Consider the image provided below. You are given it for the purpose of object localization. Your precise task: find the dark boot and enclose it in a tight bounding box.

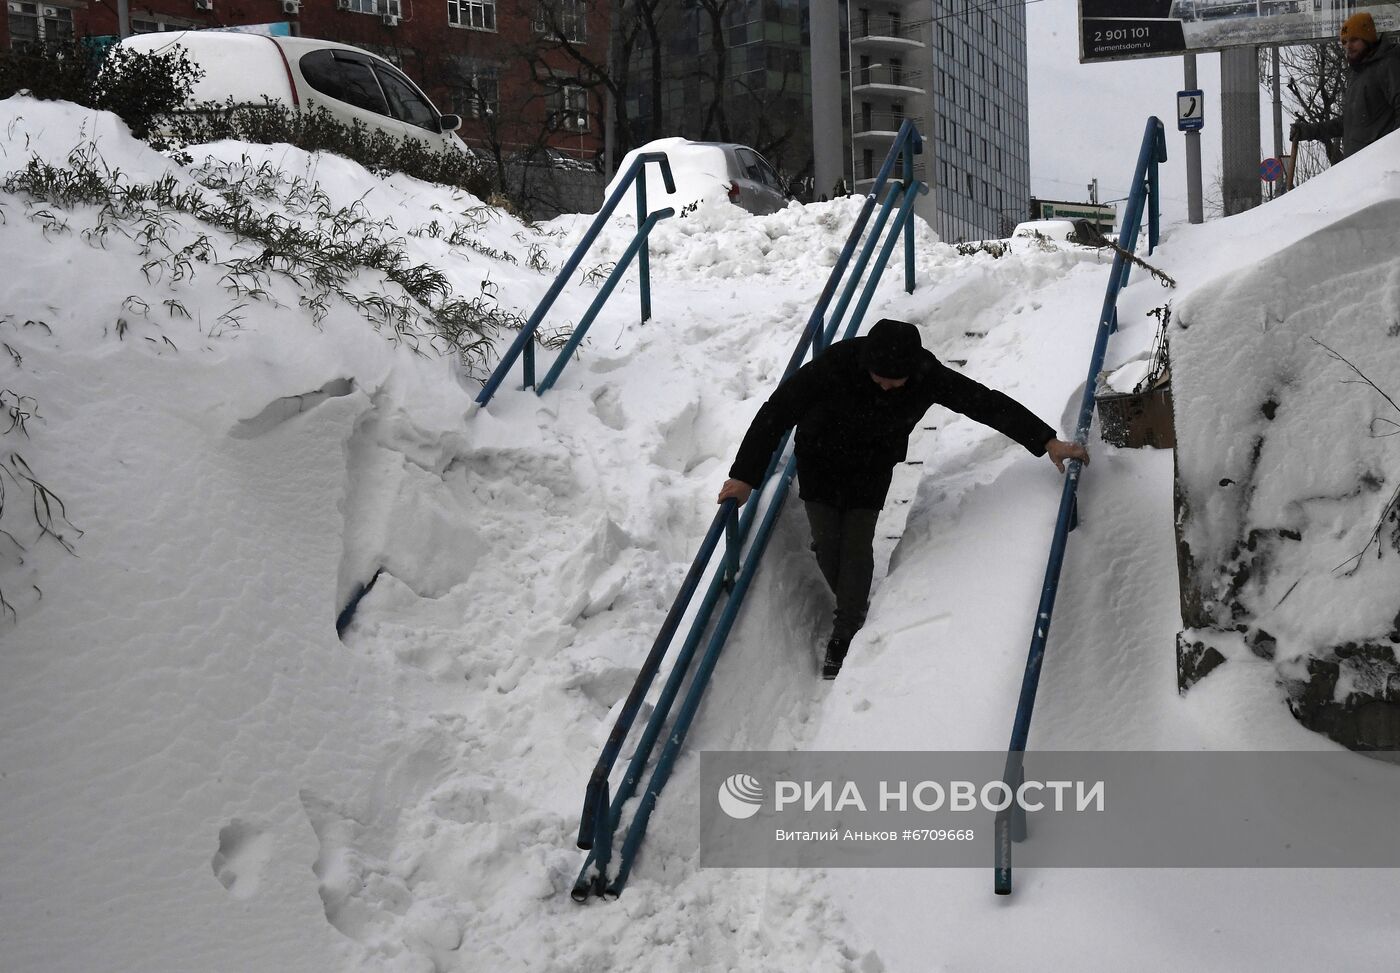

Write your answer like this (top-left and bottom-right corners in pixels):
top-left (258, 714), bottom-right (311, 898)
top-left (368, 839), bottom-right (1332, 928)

top-left (822, 635), bottom-right (851, 680)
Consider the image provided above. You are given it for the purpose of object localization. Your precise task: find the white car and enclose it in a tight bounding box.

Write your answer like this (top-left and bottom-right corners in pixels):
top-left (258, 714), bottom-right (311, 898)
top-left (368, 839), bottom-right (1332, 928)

top-left (114, 31), bottom-right (465, 154)
top-left (608, 137), bottom-right (789, 216)
top-left (1010, 218), bottom-right (1104, 245)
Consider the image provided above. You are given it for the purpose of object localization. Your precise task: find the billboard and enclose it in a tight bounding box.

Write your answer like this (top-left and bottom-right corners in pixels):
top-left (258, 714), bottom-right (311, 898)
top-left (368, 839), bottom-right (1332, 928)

top-left (1028, 198), bottom-right (1117, 231)
top-left (1079, 0), bottom-right (1400, 63)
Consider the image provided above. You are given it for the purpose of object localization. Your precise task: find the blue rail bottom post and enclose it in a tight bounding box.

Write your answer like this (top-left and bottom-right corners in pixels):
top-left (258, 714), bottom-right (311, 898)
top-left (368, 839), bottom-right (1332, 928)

top-left (723, 509), bottom-right (739, 589)
top-left (994, 750), bottom-right (1024, 895)
top-left (570, 783), bottom-right (613, 901)
top-left (994, 811), bottom-right (1013, 896)
top-left (1010, 759), bottom-right (1028, 843)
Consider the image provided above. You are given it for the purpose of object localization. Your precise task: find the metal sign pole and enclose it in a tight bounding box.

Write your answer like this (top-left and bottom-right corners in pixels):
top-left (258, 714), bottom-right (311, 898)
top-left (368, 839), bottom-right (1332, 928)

top-left (1272, 45), bottom-right (1286, 196)
top-left (1184, 54), bottom-right (1203, 224)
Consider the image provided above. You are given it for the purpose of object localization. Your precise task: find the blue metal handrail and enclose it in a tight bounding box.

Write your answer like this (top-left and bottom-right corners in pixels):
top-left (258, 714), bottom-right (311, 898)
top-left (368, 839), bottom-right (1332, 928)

top-left (572, 123), bottom-right (928, 901)
top-left (535, 205), bottom-right (676, 394)
top-left (476, 152), bottom-right (676, 406)
top-left (993, 117), bottom-right (1168, 897)
top-left (781, 119), bottom-right (923, 379)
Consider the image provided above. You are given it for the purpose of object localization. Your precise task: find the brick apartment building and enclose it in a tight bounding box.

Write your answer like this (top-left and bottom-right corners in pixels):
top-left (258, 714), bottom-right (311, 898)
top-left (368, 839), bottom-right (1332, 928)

top-left (1, 0), bottom-right (609, 167)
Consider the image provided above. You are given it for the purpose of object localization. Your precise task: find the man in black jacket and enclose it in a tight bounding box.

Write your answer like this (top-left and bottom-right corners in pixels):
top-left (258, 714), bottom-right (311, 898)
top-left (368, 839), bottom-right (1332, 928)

top-left (1290, 12), bottom-right (1400, 158)
top-left (717, 319), bottom-right (1088, 678)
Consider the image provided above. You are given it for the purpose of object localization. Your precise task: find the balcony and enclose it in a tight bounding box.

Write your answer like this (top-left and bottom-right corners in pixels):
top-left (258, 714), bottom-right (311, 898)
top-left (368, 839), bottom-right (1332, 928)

top-left (850, 15), bottom-right (926, 50)
top-left (853, 161), bottom-right (928, 188)
top-left (852, 66), bottom-right (925, 95)
top-left (853, 110), bottom-right (910, 139)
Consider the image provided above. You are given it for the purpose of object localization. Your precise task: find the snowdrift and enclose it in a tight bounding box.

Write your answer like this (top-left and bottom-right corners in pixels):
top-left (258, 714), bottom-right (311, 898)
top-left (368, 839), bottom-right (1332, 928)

top-left (3, 94), bottom-right (1400, 973)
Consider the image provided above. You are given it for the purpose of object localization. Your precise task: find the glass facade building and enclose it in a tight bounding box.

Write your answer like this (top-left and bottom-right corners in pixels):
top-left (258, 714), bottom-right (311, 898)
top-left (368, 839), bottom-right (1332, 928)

top-left (625, 0), bottom-right (817, 186)
top-left (629, 0), bottom-right (1030, 242)
top-left (844, 0), bottom-right (1030, 241)
top-left (924, 0), bottom-right (1031, 241)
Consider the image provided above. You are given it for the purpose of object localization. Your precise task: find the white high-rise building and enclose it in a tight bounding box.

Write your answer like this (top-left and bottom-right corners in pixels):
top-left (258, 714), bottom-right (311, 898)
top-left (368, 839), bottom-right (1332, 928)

top-left (812, 0), bottom-right (1032, 241)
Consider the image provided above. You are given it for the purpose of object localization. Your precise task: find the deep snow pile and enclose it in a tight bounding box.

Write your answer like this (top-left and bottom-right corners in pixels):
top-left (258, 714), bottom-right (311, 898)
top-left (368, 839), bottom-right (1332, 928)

top-left (3, 94), bottom-right (1400, 973)
top-left (1168, 145), bottom-right (1400, 725)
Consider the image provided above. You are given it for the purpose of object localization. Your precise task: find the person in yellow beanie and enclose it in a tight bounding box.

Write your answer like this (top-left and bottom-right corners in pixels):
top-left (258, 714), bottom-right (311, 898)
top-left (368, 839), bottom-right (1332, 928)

top-left (1290, 12), bottom-right (1399, 157)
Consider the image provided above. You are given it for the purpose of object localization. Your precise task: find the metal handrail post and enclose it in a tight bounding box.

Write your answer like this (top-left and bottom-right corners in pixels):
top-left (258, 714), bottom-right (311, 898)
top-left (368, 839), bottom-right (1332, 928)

top-left (780, 121), bottom-right (921, 380)
top-left (608, 451), bottom-right (800, 897)
top-left (993, 116), bottom-right (1165, 897)
top-left (843, 185), bottom-right (927, 341)
top-left (613, 439), bottom-right (788, 802)
top-left (902, 142), bottom-right (916, 293)
top-left (822, 183), bottom-right (906, 349)
top-left (535, 207), bottom-right (676, 395)
top-left (637, 176), bottom-right (652, 323)
top-left (724, 507), bottom-right (740, 589)
top-left (477, 152), bottom-right (675, 406)
top-left (574, 501), bottom-right (735, 850)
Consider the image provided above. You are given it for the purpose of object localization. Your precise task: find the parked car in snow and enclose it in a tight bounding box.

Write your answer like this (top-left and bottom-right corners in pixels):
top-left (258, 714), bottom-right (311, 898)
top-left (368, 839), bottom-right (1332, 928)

top-left (608, 138), bottom-right (790, 216)
top-left (1010, 218), bottom-right (1105, 245)
top-left (114, 31), bottom-right (466, 154)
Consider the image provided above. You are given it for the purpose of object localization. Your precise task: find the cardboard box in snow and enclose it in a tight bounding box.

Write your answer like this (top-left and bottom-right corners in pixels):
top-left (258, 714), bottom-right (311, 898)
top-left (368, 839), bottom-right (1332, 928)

top-left (1095, 361), bottom-right (1175, 449)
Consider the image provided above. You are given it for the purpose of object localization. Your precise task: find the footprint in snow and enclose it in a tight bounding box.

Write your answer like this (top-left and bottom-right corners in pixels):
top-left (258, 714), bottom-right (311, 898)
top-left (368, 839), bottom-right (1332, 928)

top-left (211, 819), bottom-right (275, 900)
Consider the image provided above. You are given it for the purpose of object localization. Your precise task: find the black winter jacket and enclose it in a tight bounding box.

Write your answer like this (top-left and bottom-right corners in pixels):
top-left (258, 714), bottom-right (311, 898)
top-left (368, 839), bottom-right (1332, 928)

top-left (1314, 39), bottom-right (1400, 156)
top-left (729, 337), bottom-right (1056, 510)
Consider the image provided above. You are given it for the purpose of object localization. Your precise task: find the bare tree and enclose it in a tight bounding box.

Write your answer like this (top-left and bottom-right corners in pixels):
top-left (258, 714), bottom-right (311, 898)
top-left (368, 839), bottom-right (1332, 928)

top-left (515, 0), bottom-right (673, 162)
top-left (1263, 41), bottom-right (1348, 182)
top-left (695, 0), bottom-right (736, 142)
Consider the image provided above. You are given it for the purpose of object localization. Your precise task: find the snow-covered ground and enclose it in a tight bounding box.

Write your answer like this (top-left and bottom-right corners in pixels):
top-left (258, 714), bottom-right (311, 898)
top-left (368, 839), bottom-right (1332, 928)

top-left (2, 97), bottom-right (1399, 972)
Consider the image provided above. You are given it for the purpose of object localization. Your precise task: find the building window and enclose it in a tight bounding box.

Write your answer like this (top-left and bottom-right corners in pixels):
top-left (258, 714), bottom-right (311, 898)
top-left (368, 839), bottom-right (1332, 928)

top-left (342, 0), bottom-right (402, 14)
top-left (130, 17), bottom-right (194, 33)
top-left (549, 84), bottom-right (589, 131)
top-left (449, 0), bottom-right (496, 30)
top-left (130, 18), bottom-right (189, 32)
top-left (7, 2), bottom-right (73, 52)
top-left (453, 66), bottom-right (499, 118)
top-left (535, 0), bottom-right (587, 43)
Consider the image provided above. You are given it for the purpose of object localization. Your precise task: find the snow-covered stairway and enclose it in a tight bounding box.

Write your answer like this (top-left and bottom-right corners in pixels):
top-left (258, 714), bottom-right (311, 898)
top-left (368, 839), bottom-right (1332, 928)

top-left (571, 123), bottom-right (931, 901)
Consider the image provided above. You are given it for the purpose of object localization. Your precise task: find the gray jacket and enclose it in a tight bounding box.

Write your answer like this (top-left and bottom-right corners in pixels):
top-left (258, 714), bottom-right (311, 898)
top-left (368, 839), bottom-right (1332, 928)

top-left (1311, 39), bottom-right (1400, 156)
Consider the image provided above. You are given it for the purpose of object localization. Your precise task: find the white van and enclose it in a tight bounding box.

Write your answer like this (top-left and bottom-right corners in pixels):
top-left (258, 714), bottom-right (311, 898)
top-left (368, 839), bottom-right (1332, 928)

top-left (114, 31), bottom-right (465, 154)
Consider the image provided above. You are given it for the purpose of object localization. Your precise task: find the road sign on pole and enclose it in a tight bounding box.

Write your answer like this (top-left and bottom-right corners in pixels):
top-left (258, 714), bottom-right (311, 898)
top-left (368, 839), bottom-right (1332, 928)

top-left (1177, 89), bottom-right (1204, 131)
top-left (1260, 157), bottom-right (1285, 182)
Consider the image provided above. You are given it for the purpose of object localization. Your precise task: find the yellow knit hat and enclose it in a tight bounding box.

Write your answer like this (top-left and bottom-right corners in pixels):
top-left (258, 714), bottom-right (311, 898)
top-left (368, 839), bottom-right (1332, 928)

top-left (1340, 12), bottom-right (1378, 43)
